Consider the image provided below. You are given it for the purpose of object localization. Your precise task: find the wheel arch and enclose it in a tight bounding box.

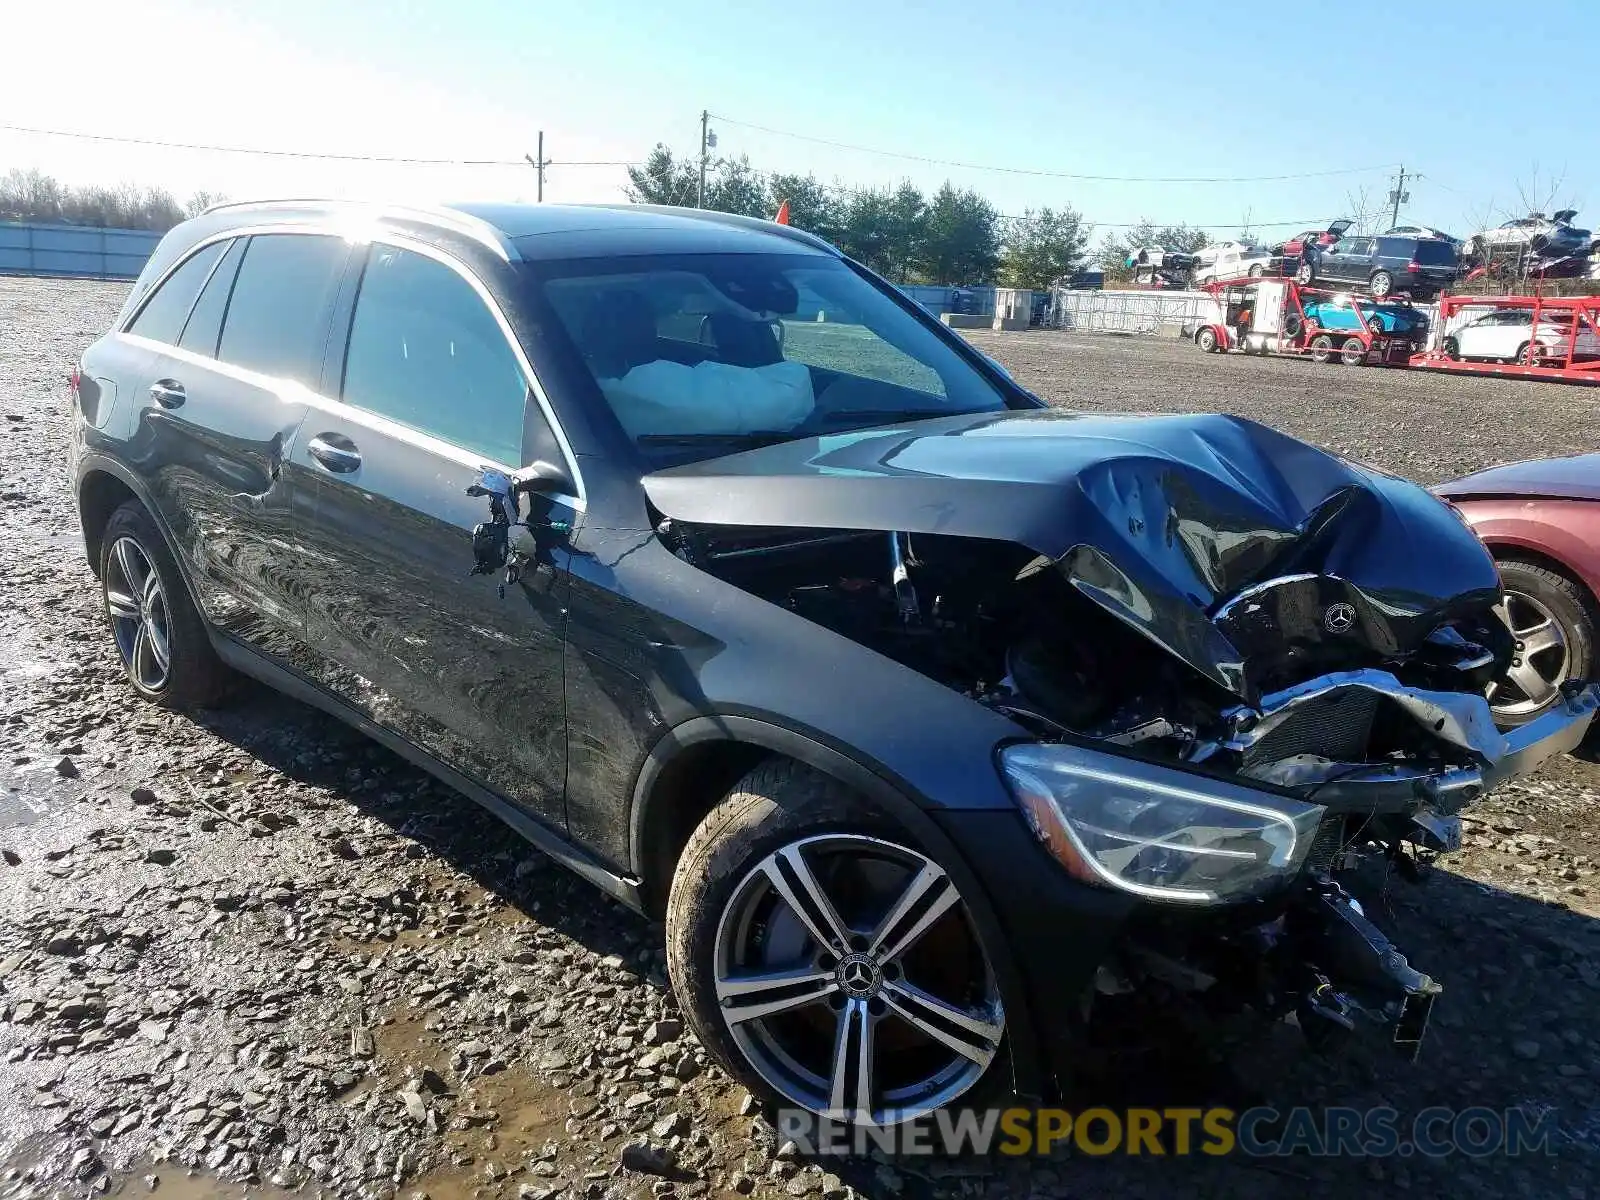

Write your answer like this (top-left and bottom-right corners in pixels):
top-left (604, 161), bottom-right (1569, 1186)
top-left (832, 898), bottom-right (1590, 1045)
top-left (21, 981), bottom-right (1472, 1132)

top-left (1486, 540), bottom-right (1600, 612)
top-left (629, 713), bottom-right (1044, 1097)
top-left (77, 465), bottom-right (142, 578)
top-left (75, 455), bottom-right (210, 626)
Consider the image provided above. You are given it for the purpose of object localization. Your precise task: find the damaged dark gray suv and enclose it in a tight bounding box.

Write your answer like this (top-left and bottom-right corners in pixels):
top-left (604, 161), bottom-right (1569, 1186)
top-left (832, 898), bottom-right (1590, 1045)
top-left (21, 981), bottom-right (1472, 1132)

top-left (71, 200), bottom-right (1599, 1124)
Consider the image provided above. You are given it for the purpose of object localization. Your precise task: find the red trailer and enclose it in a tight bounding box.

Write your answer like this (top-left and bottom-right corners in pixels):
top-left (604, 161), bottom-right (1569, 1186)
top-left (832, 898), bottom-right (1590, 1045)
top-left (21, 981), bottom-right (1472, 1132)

top-left (1192, 277), bottom-right (1424, 366)
top-left (1409, 294), bottom-right (1600, 383)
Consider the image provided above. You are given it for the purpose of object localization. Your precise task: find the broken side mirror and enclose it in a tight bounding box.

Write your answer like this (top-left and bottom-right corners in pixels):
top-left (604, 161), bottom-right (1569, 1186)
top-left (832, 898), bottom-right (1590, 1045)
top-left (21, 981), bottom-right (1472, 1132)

top-left (512, 459), bottom-right (574, 497)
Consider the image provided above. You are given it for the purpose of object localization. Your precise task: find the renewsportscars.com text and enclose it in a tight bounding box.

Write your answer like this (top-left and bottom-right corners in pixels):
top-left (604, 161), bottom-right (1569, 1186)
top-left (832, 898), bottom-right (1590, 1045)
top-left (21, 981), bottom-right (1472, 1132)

top-left (776, 1105), bottom-right (1557, 1158)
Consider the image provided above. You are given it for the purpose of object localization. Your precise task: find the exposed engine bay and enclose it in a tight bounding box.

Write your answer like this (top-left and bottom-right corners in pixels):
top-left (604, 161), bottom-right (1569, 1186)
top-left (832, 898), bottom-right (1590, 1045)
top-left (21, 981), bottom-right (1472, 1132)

top-left (652, 519), bottom-right (1515, 792)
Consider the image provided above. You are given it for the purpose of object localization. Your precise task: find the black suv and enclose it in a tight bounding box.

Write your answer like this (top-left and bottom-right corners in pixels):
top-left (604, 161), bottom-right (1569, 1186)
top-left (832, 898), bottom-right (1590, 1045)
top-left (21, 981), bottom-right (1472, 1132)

top-left (1297, 233), bottom-right (1458, 299)
top-left (71, 201), bottom-right (1596, 1125)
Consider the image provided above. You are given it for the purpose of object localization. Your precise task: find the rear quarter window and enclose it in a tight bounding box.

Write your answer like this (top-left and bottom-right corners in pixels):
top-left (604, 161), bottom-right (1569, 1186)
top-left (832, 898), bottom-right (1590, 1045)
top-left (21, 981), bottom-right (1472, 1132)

top-left (125, 241), bottom-right (228, 345)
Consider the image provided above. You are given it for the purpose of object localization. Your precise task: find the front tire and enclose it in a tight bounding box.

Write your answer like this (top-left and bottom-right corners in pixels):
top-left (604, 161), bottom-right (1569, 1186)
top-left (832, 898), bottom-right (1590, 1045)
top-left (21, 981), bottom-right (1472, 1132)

top-left (1295, 259), bottom-right (1315, 285)
top-left (1489, 560), bottom-right (1595, 726)
top-left (99, 502), bottom-right (230, 708)
top-left (1196, 327), bottom-right (1218, 353)
top-left (666, 761), bottom-right (1008, 1126)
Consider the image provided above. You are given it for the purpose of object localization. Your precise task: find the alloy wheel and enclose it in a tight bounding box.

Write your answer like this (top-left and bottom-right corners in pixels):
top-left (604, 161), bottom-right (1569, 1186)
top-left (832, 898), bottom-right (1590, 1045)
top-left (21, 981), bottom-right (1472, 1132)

top-left (104, 536), bottom-right (172, 692)
top-left (713, 834), bottom-right (1003, 1125)
top-left (1487, 589), bottom-right (1569, 719)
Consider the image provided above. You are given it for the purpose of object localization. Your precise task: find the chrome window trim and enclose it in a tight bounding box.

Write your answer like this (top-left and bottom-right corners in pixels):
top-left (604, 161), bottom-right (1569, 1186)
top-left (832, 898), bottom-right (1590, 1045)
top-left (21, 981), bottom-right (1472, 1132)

top-left (114, 222), bottom-right (586, 509)
top-left (119, 332), bottom-right (555, 489)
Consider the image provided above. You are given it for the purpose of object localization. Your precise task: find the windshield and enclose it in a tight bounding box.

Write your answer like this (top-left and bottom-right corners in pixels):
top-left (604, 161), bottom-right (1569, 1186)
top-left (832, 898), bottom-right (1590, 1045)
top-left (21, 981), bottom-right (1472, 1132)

top-left (532, 252), bottom-right (1012, 465)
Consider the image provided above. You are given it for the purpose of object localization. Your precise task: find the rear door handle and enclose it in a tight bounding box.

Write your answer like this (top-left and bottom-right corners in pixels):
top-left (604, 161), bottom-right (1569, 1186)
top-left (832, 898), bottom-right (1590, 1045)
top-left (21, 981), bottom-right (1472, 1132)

top-left (307, 433), bottom-right (362, 474)
top-left (149, 379), bottom-right (186, 409)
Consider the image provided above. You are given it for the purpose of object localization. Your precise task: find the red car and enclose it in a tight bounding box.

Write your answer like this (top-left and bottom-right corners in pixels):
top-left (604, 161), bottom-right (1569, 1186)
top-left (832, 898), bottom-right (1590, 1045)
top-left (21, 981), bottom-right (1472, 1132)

top-left (1272, 218), bottom-right (1353, 275)
top-left (1437, 455), bottom-right (1600, 725)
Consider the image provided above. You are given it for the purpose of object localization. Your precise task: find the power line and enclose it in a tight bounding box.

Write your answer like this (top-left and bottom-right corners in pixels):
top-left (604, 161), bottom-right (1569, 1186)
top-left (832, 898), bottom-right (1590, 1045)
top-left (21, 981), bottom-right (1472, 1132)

top-left (0, 122), bottom-right (638, 167)
top-left (711, 112), bottom-right (1397, 184)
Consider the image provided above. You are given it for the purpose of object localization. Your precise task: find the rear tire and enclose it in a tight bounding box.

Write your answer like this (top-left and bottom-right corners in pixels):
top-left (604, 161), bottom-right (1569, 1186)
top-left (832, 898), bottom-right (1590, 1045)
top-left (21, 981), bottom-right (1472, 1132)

top-left (1295, 260), bottom-right (1315, 285)
top-left (1309, 334), bottom-right (1334, 363)
top-left (1442, 336), bottom-right (1460, 360)
top-left (1370, 270), bottom-right (1394, 297)
top-left (666, 760), bottom-right (1010, 1126)
top-left (1340, 336), bottom-right (1367, 366)
top-left (1248, 264), bottom-right (1265, 278)
top-left (98, 502), bottom-right (231, 709)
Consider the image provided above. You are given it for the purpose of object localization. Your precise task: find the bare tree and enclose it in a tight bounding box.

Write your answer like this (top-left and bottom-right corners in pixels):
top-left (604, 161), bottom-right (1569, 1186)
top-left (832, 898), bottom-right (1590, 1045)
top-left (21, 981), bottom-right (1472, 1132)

top-left (1343, 185), bottom-right (1385, 235)
top-left (1511, 165), bottom-right (1572, 220)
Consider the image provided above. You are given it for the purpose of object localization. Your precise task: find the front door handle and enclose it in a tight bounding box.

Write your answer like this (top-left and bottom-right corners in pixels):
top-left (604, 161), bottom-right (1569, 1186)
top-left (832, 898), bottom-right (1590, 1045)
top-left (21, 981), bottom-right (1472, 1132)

top-left (149, 379), bottom-right (186, 409)
top-left (307, 433), bottom-right (362, 474)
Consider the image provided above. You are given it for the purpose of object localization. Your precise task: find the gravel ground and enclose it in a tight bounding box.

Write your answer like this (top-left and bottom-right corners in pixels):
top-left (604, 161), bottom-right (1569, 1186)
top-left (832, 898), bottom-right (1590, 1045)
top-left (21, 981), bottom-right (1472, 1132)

top-left (2, 278), bottom-right (1598, 1200)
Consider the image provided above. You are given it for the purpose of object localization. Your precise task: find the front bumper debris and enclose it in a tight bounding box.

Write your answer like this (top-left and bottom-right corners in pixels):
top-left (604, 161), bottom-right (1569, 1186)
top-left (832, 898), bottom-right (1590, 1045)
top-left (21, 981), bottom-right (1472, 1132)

top-left (1288, 882), bottom-right (1440, 1061)
top-left (1229, 673), bottom-right (1600, 813)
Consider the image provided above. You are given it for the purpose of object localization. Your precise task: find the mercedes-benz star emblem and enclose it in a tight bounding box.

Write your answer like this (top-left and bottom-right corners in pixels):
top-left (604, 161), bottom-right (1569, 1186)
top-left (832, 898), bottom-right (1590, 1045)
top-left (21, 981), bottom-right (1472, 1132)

top-left (835, 953), bottom-right (881, 997)
top-left (1324, 602), bottom-right (1357, 634)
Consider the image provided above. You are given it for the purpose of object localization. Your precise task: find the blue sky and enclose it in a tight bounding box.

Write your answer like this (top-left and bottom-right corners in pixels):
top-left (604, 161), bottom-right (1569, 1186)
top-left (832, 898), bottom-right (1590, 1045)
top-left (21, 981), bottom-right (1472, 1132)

top-left (3, 0), bottom-right (1597, 242)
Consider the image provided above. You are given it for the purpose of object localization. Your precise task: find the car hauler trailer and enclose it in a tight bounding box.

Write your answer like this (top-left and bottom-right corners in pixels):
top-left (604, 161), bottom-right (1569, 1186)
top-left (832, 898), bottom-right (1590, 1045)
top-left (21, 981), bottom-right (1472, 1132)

top-left (1192, 277), bottom-right (1424, 366)
top-left (1409, 294), bottom-right (1600, 384)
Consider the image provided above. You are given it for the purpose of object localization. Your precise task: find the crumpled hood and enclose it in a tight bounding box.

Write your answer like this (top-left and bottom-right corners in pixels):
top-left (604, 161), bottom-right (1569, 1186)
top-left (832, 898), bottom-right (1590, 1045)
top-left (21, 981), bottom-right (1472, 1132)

top-left (643, 409), bottom-right (1502, 700)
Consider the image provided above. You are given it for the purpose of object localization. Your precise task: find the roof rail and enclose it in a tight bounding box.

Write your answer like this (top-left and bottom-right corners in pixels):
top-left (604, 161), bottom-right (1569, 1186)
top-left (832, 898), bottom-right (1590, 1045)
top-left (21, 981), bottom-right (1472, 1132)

top-left (595, 203), bottom-right (840, 256)
top-left (198, 198), bottom-right (516, 262)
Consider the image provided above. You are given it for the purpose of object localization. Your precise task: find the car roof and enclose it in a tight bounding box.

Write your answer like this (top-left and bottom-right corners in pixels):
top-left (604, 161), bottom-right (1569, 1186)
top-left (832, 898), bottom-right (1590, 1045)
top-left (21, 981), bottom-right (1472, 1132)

top-left (197, 199), bottom-right (839, 262)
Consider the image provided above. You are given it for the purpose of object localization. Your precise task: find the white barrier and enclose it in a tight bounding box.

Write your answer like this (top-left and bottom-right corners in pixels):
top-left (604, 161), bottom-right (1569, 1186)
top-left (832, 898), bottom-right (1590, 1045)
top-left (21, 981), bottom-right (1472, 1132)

top-left (1047, 287), bottom-right (1443, 346)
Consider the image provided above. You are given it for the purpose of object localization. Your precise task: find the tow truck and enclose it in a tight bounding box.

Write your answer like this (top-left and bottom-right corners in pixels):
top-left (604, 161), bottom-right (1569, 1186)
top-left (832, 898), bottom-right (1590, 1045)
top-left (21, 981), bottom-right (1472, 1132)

top-left (1191, 277), bottom-right (1427, 366)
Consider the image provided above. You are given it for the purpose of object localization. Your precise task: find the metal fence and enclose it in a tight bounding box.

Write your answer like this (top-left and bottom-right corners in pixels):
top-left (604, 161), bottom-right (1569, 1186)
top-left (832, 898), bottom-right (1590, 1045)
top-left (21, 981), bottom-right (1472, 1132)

top-left (0, 222), bottom-right (161, 280)
top-left (1047, 287), bottom-right (1445, 347)
top-left (1046, 288), bottom-right (1217, 335)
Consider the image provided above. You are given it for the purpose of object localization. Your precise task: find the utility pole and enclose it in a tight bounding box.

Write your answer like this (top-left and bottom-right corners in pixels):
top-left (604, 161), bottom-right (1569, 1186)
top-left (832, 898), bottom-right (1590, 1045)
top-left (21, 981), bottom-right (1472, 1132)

top-left (525, 132), bottom-right (546, 202)
top-left (698, 110), bottom-right (709, 209)
top-left (1387, 165), bottom-right (1412, 230)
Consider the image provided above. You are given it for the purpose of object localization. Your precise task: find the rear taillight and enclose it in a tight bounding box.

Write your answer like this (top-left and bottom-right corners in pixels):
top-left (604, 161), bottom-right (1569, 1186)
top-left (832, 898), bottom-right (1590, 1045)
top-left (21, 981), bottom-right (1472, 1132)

top-left (1405, 261), bottom-right (1421, 273)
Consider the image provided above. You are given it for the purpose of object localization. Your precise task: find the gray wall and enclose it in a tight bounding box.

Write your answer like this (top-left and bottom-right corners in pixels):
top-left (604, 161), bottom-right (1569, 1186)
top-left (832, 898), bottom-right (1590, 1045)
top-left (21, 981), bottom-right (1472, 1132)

top-left (0, 222), bottom-right (161, 280)
top-left (898, 284), bottom-right (997, 317)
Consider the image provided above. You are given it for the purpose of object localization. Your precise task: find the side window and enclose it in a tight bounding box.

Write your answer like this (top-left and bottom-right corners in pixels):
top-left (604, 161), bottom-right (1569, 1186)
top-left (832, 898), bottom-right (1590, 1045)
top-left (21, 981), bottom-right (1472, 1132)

top-left (126, 241), bottom-right (228, 344)
top-left (177, 238), bottom-right (244, 357)
top-left (217, 234), bottom-right (346, 385)
top-left (341, 244), bottom-right (528, 466)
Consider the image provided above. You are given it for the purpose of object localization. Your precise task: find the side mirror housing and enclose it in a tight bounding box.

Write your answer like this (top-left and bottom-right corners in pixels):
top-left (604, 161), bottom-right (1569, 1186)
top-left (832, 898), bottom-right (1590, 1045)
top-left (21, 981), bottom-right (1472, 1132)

top-left (513, 459), bottom-right (575, 497)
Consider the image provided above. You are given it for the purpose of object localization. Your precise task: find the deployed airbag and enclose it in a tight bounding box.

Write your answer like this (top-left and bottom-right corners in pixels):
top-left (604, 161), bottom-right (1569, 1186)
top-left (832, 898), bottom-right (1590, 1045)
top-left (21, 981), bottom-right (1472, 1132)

top-left (600, 359), bottom-right (815, 437)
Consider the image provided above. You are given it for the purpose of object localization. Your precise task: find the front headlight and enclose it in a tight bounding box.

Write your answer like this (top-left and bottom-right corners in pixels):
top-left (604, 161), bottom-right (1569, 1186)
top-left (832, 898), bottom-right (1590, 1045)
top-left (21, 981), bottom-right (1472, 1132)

top-left (1000, 743), bottom-right (1325, 904)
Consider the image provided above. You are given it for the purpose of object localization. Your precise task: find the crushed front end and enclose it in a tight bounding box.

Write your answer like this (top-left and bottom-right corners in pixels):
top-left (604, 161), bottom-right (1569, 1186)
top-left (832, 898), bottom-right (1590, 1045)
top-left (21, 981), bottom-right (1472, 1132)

top-left (1001, 677), bottom-right (1598, 1061)
top-left (642, 410), bottom-right (1600, 1062)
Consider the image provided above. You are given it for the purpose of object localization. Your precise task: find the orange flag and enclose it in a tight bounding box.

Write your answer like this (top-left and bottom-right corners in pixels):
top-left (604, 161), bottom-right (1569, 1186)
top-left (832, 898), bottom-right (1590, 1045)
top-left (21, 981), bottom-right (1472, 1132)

top-left (774, 200), bottom-right (791, 225)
